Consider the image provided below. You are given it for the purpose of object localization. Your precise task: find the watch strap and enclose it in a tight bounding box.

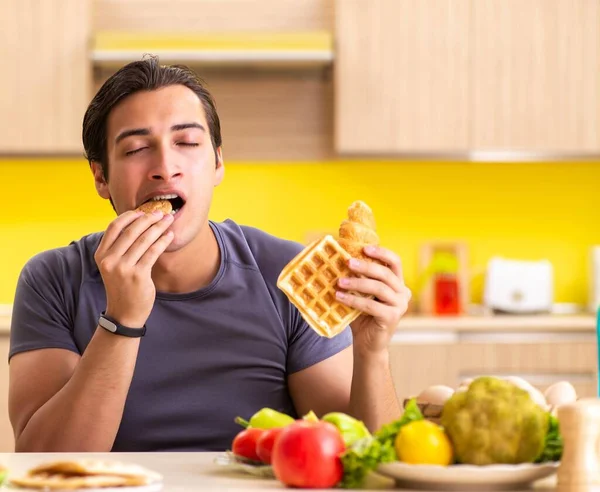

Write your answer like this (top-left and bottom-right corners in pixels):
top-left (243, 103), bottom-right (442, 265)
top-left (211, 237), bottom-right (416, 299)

top-left (98, 312), bottom-right (146, 338)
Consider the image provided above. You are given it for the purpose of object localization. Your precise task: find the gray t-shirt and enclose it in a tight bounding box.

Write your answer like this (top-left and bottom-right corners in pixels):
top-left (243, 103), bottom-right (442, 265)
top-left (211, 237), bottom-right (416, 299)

top-left (9, 220), bottom-right (353, 451)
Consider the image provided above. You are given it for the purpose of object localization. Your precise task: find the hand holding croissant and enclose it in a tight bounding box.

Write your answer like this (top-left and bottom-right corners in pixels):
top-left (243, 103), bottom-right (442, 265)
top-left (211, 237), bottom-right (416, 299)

top-left (336, 201), bottom-right (412, 355)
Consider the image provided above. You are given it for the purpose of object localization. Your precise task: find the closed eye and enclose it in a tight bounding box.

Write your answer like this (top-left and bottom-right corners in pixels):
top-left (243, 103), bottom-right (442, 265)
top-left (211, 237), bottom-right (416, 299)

top-left (125, 147), bottom-right (148, 156)
top-left (177, 142), bottom-right (199, 147)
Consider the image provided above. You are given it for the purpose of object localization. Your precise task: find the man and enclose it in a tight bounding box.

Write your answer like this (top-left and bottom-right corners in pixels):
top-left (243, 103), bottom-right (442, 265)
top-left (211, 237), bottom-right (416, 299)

top-left (8, 56), bottom-right (411, 452)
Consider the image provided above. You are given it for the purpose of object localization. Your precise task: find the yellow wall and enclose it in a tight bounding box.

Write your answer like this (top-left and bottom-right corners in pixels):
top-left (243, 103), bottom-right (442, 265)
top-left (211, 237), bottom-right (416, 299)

top-left (1, 158), bottom-right (599, 306)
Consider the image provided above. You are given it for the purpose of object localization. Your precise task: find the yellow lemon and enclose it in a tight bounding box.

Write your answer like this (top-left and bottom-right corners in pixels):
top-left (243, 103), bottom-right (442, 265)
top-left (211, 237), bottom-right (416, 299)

top-left (394, 420), bottom-right (454, 466)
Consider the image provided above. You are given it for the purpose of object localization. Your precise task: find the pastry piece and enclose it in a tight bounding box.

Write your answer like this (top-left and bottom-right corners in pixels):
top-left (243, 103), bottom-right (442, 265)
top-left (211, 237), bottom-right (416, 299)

top-left (337, 201), bottom-right (380, 263)
top-left (136, 199), bottom-right (172, 215)
top-left (9, 473), bottom-right (135, 489)
top-left (277, 235), bottom-right (362, 338)
top-left (9, 459), bottom-right (163, 490)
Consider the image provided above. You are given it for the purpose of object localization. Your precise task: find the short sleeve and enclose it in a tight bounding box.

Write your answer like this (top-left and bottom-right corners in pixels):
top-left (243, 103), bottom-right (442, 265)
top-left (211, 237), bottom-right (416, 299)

top-left (286, 306), bottom-right (353, 374)
top-left (9, 252), bottom-right (80, 361)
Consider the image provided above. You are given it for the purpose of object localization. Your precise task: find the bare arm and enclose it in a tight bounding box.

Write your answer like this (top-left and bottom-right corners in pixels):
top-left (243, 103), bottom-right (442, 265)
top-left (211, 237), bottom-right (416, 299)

top-left (289, 245), bottom-right (411, 432)
top-left (288, 345), bottom-right (400, 432)
top-left (9, 209), bottom-right (174, 451)
top-left (10, 330), bottom-right (140, 452)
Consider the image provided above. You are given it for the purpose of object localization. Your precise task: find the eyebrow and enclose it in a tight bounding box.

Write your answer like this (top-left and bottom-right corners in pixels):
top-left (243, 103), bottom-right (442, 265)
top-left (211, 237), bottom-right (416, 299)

top-left (114, 122), bottom-right (206, 145)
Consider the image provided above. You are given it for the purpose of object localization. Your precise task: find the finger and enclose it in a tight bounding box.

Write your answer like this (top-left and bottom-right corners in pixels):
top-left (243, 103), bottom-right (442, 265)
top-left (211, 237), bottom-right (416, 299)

top-left (109, 212), bottom-right (169, 257)
top-left (347, 257), bottom-right (403, 293)
top-left (97, 210), bottom-right (145, 255)
top-left (137, 231), bottom-right (175, 269)
top-left (122, 213), bottom-right (174, 265)
top-left (338, 277), bottom-right (397, 305)
top-left (335, 290), bottom-right (391, 319)
top-left (362, 246), bottom-right (404, 281)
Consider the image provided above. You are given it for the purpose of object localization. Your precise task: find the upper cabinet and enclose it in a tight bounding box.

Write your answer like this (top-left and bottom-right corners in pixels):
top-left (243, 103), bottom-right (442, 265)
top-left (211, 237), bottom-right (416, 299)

top-left (334, 0), bottom-right (471, 154)
top-left (471, 0), bottom-right (600, 153)
top-left (335, 0), bottom-right (600, 157)
top-left (0, 0), bottom-right (91, 154)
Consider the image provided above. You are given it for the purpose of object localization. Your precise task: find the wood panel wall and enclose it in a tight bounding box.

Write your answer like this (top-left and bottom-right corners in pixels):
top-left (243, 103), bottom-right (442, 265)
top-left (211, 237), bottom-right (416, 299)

top-left (95, 66), bottom-right (334, 161)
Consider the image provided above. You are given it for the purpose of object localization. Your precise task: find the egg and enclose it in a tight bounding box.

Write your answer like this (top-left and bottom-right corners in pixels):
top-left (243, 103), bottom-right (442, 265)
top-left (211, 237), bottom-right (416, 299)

top-left (416, 385), bottom-right (455, 406)
top-left (544, 381), bottom-right (578, 408)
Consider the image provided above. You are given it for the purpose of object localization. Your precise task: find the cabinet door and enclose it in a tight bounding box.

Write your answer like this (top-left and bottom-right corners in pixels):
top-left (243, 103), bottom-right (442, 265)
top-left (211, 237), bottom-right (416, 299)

top-left (334, 0), bottom-right (470, 154)
top-left (471, 0), bottom-right (600, 153)
top-left (456, 332), bottom-right (598, 399)
top-left (0, 0), bottom-right (91, 153)
top-left (389, 338), bottom-right (460, 403)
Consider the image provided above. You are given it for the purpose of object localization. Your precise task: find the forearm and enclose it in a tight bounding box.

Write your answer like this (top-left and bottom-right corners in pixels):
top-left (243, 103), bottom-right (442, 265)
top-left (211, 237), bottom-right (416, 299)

top-left (16, 328), bottom-right (139, 452)
top-left (348, 349), bottom-right (401, 432)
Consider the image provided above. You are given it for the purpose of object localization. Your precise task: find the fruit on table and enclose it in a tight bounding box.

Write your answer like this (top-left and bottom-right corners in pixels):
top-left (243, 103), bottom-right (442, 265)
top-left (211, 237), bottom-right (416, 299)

top-left (544, 381), bottom-right (577, 408)
top-left (232, 428), bottom-right (265, 462)
top-left (235, 407), bottom-right (295, 430)
top-left (272, 420), bottom-right (345, 488)
top-left (256, 427), bottom-right (285, 465)
top-left (441, 376), bottom-right (549, 465)
top-left (321, 412), bottom-right (371, 448)
top-left (416, 385), bottom-right (455, 406)
top-left (394, 420), bottom-right (453, 466)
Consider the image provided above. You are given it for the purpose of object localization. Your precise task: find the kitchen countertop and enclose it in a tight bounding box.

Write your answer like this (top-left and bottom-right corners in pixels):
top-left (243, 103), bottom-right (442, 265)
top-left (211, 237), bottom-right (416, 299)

top-left (0, 451), bottom-right (557, 491)
top-left (0, 306), bottom-right (595, 335)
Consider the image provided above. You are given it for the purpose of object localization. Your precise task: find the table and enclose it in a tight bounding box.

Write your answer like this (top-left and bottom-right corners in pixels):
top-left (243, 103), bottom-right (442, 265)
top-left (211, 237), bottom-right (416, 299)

top-left (0, 452), bottom-right (560, 491)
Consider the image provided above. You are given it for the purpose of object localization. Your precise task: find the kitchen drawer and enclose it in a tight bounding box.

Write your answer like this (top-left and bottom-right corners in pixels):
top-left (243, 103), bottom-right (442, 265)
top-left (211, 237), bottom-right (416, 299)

top-left (455, 332), bottom-right (597, 374)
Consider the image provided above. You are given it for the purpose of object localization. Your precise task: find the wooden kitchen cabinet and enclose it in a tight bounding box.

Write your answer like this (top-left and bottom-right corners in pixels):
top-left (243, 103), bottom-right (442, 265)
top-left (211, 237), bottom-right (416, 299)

top-left (334, 0), bottom-right (471, 154)
top-left (334, 0), bottom-right (600, 156)
top-left (0, 0), bottom-right (91, 154)
top-left (471, 0), bottom-right (600, 153)
top-left (389, 330), bottom-right (598, 405)
top-left (389, 341), bottom-right (461, 401)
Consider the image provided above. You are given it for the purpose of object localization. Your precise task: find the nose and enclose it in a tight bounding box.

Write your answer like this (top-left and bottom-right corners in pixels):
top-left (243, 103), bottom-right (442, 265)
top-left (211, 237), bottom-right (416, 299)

top-left (148, 146), bottom-right (182, 181)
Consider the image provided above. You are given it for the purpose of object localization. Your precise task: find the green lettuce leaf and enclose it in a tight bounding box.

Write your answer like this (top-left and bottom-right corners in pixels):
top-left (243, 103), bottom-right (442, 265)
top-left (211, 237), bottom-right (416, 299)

top-left (339, 398), bottom-right (424, 488)
top-left (535, 413), bottom-right (563, 463)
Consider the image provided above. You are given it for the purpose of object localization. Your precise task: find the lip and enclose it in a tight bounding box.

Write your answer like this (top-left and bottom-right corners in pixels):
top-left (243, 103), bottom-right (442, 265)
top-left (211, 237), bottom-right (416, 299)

top-left (136, 189), bottom-right (187, 209)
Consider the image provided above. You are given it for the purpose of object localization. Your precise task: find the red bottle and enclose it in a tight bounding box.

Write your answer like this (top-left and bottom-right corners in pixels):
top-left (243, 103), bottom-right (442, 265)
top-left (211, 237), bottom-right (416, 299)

top-left (434, 273), bottom-right (460, 315)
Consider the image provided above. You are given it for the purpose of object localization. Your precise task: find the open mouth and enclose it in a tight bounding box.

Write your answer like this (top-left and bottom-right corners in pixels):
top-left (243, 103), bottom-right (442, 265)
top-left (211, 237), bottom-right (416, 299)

top-left (144, 194), bottom-right (185, 215)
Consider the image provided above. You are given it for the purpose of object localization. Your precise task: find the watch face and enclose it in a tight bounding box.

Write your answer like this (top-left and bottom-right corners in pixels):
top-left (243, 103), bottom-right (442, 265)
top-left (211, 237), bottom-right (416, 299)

top-left (100, 317), bottom-right (118, 333)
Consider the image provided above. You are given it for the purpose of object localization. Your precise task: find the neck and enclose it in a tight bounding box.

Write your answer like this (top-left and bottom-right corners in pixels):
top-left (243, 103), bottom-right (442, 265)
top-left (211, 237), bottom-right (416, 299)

top-left (151, 222), bottom-right (220, 294)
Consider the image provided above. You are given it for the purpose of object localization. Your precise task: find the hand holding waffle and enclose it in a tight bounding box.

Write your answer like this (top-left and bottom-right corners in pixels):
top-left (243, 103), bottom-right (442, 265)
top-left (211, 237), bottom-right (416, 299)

top-left (278, 201), bottom-right (411, 352)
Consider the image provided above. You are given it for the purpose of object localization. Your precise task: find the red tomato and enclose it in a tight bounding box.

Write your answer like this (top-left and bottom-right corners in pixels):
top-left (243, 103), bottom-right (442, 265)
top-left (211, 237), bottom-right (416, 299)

top-left (256, 427), bottom-right (285, 464)
top-left (271, 420), bottom-right (345, 488)
top-left (232, 428), bottom-right (265, 462)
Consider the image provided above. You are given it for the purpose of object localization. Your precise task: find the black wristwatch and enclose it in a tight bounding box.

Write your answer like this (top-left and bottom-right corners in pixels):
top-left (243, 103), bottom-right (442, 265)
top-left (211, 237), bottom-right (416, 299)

top-left (98, 312), bottom-right (147, 338)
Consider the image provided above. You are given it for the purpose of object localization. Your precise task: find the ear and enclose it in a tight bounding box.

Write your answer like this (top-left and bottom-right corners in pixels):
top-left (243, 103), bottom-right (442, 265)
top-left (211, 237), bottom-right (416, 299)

top-left (214, 146), bottom-right (224, 187)
top-left (90, 161), bottom-right (111, 200)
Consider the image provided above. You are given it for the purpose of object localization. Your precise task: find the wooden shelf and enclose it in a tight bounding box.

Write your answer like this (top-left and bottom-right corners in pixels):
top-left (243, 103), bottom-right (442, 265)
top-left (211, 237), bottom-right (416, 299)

top-left (92, 31), bottom-right (334, 68)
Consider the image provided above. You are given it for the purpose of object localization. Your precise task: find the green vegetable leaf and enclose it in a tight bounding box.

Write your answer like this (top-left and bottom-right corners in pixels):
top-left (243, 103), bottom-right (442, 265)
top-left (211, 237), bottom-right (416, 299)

top-left (339, 399), bottom-right (424, 489)
top-left (535, 413), bottom-right (563, 463)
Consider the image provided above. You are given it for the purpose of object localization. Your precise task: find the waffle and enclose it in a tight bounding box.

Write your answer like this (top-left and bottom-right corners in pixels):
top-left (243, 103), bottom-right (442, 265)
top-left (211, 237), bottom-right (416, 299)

top-left (277, 235), bottom-right (363, 338)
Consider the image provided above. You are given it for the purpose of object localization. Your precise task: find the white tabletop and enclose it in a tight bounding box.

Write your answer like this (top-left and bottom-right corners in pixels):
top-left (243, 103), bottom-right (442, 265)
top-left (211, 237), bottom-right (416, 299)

top-left (0, 451), bottom-right (562, 492)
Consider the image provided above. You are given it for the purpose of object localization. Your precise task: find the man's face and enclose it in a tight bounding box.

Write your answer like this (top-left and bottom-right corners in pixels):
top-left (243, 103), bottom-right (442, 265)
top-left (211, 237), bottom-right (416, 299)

top-left (92, 84), bottom-right (224, 252)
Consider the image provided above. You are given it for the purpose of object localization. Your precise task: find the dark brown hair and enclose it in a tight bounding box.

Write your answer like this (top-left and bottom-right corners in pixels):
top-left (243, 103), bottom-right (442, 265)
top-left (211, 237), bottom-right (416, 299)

top-left (82, 55), bottom-right (222, 180)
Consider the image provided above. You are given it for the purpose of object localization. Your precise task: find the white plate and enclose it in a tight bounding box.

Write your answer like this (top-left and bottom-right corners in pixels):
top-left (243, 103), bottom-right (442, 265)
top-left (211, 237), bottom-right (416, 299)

top-left (213, 452), bottom-right (275, 479)
top-left (376, 461), bottom-right (559, 491)
top-left (5, 484), bottom-right (163, 492)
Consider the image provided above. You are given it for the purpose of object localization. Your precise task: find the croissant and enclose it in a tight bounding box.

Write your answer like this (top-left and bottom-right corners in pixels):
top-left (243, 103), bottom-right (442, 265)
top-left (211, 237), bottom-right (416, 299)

top-left (337, 201), bottom-right (380, 263)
